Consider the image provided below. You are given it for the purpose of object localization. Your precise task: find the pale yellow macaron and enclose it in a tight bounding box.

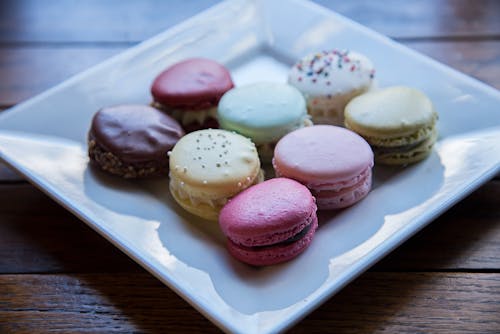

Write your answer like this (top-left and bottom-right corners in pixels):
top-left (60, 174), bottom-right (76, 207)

top-left (169, 129), bottom-right (263, 221)
top-left (344, 86), bottom-right (438, 165)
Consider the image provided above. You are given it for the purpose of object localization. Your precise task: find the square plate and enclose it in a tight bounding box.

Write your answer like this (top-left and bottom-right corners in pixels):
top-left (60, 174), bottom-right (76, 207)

top-left (1, 0), bottom-right (499, 333)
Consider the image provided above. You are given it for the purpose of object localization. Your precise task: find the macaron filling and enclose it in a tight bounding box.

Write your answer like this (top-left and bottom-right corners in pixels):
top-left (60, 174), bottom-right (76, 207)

top-left (152, 102), bottom-right (218, 127)
top-left (169, 168), bottom-right (264, 208)
top-left (240, 222), bottom-right (314, 251)
top-left (368, 127), bottom-right (437, 158)
top-left (225, 213), bottom-right (318, 266)
top-left (305, 165), bottom-right (372, 195)
top-left (227, 204), bottom-right (317, 248)
top-left (372, 139), bottom-right (426, 155)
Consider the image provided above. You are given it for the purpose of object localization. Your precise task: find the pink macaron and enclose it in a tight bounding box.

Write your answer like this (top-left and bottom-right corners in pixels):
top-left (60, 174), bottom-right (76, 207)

top-left (219, 178), bottom-right (318, 266)
top-left (273, 125), bottom-right (374, 210)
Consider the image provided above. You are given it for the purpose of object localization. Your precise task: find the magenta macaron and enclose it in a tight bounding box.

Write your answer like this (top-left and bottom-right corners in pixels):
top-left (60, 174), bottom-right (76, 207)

top-left (219, 178), bottom-right (318, 266)
top-left (273, 125), bottom-right (374, 210)
top-left (151, 58), bottom-right (234, 132)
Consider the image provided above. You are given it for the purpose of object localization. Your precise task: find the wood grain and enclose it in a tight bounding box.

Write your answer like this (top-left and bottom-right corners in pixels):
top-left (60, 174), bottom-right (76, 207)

top-left (0, 47), bottom-right (124, 106)
top-left (408, 41), bottom-right (500, 90)
top-left (0, 0), bottom-right (498, 43)
top-left (375, 180), bottom-right (500, 271)
top-left (0, 272), bottom-right (499, 333)
top-left (0, 184), bottom-right (140, 273)
top-left (0, 0), bottom-right (221, 43)
top-left (0, 273), bottom-right (219, 334)
top-left (294, 272), bottom-right (500, 333)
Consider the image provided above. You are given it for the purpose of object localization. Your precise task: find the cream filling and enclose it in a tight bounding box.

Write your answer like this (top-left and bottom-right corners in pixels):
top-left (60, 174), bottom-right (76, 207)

top-left (307, 166), bottom-right (372, 193)
top-left (152, 102), bottom-right (217, 126)
top-left (306, 87), bottom-right (369, 125)
top-left (376, 128), bottom-right (438, 161)
top-left (363, 122), bottom-right (437, 148)
top-left (169, 169), bottom-right (264, 208)
top-left (274, 163), bottom-right (373, 194)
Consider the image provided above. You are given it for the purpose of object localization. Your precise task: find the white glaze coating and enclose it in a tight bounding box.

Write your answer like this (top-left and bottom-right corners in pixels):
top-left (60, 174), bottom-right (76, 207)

top-left (288, 49), bottom-right (375, 97)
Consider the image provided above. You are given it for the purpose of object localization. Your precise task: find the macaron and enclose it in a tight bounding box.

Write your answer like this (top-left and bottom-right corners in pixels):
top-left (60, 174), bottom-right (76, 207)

top-left (151, 58), bottom-right (234, 132)
top-left (88, 104), bottom-right (184, 178)
top-left (344, 86), bottom-right (438, 165)
top-left (219, 178), bottom-right (318, 266)
top-left (217, 82), bottom-right (312, 163)
top-left (168, 129), bottom-right (263, 221)
top-left (288, 49), bottom-right (375, 126)
top-left (273, 125), bottom-right (374, 210)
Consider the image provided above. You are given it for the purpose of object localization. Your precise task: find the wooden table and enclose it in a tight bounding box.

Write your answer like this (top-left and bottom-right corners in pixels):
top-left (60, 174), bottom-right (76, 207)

top-left (1, 1), bottom-right (499, 332)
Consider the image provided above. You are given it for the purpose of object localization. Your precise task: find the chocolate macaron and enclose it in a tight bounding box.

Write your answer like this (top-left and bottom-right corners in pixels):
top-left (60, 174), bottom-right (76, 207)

top-left (151, 58), bottom-right (234, 132)
top-left (88, 104), bottom-right (184, 178)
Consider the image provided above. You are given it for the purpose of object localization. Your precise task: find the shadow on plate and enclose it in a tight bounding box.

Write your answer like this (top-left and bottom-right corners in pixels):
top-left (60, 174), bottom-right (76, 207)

top-left (82, 151), bottom-right (445, 315)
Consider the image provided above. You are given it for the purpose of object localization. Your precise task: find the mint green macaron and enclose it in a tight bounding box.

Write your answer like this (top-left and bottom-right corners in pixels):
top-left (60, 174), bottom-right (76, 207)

top-left (218, 82), bottom-right (312, 162)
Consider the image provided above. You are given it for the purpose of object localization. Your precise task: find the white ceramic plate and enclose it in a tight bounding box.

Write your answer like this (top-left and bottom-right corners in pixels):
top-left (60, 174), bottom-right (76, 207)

top-left (1, 0), bottom-right (499, 333)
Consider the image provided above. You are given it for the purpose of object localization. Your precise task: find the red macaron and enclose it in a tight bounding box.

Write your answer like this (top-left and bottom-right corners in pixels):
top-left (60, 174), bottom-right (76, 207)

top-left (151, 58), bottom-right (234, 132)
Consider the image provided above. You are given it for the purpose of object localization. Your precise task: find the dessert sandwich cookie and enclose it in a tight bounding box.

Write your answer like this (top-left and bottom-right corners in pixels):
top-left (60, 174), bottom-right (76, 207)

top-left (88, 104), bottom-right (184, 178)
top-left (273, 125), bottom-right (374, 210)
top-left (288, 49), bottom-right (375, 126)
top-left (219, 178), bottom-right (318, 266)
top-left (151, 58), bottom-right (234, 132)
top-left (344, 86), bottom-right (438, 165)
top-left (217, 82), bottom-right (312, 163)
top-left (168, 129), bottom-right (264, 221)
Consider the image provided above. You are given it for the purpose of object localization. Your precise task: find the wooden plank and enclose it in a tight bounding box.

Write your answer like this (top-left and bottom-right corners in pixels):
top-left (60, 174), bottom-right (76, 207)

top-left (0, 272), bottom-right (498, 333)
top-left (296, 272), bottom-right (500, 333)
top-left (0, 273), bottom-right (219, 333)
top-left (0, 163), bottom-right (23, 182)
top-left (0, 46), bottom-right (125, 106)
top-left (0, 186), bottom-right (140, 274)
top-left (404, 41), bottom-right (500, 90)
top-left (0, 180), bottom-right (498, 274)
top-left (0, 214), bottom-right (141, 274)
top-left (0, 41), bottom-right (498, 107)
top-left (0, 0), bottom-right (221, 43)
top-left (320, 0), bottom-right (500, 39)
top-left (375, 179), bottom-right (500, 270)
top-left (0, 0), bottom-right (498, 43)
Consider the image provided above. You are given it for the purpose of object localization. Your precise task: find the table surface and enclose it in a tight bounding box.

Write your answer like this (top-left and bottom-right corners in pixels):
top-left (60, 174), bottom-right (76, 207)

top-left (1, 0), bottom-right (499, 333)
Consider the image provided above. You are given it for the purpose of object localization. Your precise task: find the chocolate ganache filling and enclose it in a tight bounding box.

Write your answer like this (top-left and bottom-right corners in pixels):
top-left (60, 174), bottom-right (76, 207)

top-left (372, 138), bottom-right (426, 156)
top-left (249, 224), bottom-right (313, 251)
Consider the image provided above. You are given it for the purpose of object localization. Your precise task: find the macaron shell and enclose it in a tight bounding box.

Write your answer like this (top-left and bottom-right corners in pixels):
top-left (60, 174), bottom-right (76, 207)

top-left (273, 125), bottom-right (373, 184)
top-left (288, 49), bottom-right (375, 97)
top-left (225, 215), bottom-right (318, 266)
top-left (218, 82), bottom-right (309, 144)
top-left (219, 178), bottom-right (316, 246)
top-left (169, 129), bottom-right (261, 192)
top-left (313, 168), bottom-right (372, 209)
top-left (151, 58), bottom-right (234, 109)
top-left (90, 104), bottom-right (184, 162)
top-left (344, 86), bottom-right (438, 138)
